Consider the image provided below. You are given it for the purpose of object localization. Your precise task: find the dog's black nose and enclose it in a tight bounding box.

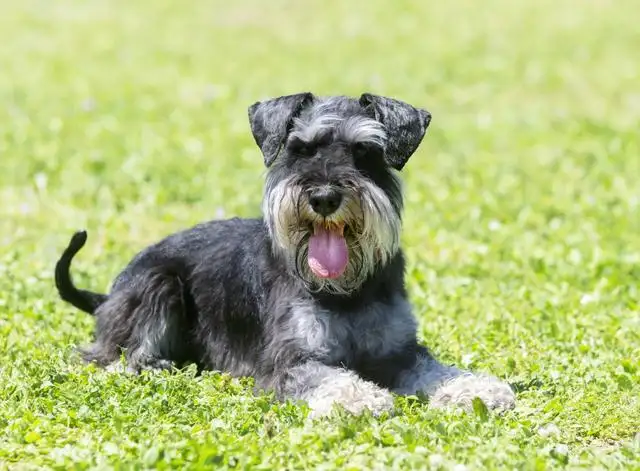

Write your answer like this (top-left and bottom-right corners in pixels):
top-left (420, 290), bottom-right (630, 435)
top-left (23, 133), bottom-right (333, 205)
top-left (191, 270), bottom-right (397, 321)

top-left (309, 189), bottom-right (343, 217)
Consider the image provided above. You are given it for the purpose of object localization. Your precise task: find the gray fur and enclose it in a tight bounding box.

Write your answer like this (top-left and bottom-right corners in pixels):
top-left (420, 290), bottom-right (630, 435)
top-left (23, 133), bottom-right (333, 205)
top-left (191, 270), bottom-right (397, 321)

top-left (249, 92), bottom-right (313, 166)
top-left (55, 92), bottom-right (515, 418)
top-left (359, 93), bottom-right (432, 170)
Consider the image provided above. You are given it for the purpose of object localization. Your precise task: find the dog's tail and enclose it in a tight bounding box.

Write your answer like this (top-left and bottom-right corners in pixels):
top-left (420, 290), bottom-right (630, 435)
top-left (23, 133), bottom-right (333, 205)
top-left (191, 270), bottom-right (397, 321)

top-left (55, 230), bottom-right (108, 315)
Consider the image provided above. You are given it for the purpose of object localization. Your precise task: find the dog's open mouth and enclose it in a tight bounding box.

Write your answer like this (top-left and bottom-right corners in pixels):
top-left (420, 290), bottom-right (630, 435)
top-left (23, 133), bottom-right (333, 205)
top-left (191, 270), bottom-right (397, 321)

top-left (308, 221), bottom-right (348, 279)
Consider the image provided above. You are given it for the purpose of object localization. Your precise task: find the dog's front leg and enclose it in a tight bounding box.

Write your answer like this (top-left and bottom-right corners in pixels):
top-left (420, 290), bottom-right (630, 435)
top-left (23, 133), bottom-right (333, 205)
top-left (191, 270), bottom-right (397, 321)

top-left (392, 347), bottom-right (516, 412)
top-left (278, 361), bottom-right (394, 418)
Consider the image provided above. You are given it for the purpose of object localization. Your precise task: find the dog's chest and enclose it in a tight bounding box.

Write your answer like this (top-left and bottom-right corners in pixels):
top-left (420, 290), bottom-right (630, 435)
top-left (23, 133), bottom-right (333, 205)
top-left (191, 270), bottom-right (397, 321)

top-left (289, 297), bottom-right (416, 364)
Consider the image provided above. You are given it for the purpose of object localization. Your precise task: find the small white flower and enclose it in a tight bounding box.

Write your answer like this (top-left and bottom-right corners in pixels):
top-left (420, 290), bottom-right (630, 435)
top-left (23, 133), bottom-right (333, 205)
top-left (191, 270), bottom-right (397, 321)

top-left (553, 444), bottom-right (569, 456)
top-left (428, 454), bottom-right (444, 468)
top-left (580, 293), bottom-right (599, 305)
top-left (538, 423), bottom-right (561, 437)
top-left (488, 220), bottom-right (502, 231)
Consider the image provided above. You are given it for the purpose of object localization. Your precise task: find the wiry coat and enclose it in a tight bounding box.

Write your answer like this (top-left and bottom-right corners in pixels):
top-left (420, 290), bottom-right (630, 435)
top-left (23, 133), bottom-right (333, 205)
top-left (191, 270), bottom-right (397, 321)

top-left (55, 93), bottom-right (515, 417)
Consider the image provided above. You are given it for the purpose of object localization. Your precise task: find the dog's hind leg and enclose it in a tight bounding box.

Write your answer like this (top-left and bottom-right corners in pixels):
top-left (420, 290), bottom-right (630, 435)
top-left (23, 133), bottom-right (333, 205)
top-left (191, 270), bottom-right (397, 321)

top-left (81, 269), bottom-right (191, 373)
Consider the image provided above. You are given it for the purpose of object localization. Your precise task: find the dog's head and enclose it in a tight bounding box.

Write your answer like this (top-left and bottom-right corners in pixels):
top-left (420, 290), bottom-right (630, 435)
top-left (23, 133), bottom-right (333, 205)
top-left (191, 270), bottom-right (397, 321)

top-left (249, 92), bottom-right (431, 294)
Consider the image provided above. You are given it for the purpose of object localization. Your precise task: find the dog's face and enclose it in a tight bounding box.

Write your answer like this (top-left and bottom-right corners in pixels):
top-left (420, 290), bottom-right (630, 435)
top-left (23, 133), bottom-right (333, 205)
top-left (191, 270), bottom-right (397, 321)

top-left (249, 93), bottom-right (431, 294)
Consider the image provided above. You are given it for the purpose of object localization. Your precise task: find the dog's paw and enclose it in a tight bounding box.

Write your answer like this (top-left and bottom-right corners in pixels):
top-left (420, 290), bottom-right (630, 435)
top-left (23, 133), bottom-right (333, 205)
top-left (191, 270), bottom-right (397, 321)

top-left (104, 357), bottom-right (173, 375)
top-left (306, 373), bottom-right (395, 419)
top-left (104, 361), bottom-right (136, 375)
top-left (430, 374), bottom-right (515, 412)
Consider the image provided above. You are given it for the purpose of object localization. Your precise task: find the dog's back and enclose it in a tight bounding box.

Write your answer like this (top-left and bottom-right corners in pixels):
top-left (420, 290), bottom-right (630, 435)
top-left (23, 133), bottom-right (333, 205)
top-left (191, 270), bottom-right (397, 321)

top-left (58, 217), bottom-right (279, 374)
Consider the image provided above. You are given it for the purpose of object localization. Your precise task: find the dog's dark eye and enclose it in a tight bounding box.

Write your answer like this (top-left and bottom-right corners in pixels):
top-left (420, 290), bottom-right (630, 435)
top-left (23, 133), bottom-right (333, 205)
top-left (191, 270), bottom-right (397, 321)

top-left (351, 143), bottom-right (367, 159)
top-left (288, 138), bottom-right (316, 157)
top-left (351, 142), bottom-right (380, 160)
top-left (316, 132), bottom-right (334, 148)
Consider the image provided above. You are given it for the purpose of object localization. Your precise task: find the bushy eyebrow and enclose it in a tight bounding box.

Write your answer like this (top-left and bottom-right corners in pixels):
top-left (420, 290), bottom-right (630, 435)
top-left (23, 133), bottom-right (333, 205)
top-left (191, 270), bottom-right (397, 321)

top-left (289, 114), bottom-right (386, 149)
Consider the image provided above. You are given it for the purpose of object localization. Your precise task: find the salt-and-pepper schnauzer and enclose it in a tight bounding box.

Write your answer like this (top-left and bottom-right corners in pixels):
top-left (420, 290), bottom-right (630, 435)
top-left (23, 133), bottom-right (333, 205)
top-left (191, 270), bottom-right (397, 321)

top-left (55, 92), bottom-right (515, 418)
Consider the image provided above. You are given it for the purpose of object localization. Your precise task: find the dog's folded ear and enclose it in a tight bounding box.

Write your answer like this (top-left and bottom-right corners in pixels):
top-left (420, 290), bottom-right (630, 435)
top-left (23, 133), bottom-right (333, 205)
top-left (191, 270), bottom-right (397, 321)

top-left (248, 92), bottom-right (315, 167)
top-left (359, 93), bottom-right (431, 170)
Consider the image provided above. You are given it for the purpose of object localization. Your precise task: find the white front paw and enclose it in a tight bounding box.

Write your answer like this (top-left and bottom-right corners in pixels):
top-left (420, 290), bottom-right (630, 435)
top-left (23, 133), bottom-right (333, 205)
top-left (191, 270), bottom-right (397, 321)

top-left (431, 374), bottom-right (516, 412)
top-left (306, 373), bottom-right (395, 418)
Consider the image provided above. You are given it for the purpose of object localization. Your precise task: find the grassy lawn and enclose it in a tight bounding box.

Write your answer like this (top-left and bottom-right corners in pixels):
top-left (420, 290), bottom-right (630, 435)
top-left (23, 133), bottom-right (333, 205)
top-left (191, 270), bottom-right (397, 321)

top-left (1, 0), bottom-right (639, 468)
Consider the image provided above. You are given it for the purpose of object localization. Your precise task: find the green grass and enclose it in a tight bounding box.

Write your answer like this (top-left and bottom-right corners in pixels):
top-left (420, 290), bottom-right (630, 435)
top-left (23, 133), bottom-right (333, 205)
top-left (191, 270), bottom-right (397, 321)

top-left (1, 0), bottom-right (639, 469)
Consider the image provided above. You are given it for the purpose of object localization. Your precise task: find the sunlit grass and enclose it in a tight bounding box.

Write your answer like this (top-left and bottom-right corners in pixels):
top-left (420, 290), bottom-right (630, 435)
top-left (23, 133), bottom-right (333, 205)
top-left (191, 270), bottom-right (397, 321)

top-left (1, 0), bottom-right (639, 469)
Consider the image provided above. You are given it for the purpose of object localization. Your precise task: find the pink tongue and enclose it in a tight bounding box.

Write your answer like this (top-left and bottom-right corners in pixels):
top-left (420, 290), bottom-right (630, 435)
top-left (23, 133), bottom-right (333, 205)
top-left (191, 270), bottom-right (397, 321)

top-left (308, 226), bottom-right (349, 279)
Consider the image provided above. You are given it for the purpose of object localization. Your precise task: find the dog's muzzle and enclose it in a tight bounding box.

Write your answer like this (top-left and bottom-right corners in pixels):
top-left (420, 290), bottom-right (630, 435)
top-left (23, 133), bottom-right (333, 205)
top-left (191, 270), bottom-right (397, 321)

top-left (305, 188), bottom-right (349, 279)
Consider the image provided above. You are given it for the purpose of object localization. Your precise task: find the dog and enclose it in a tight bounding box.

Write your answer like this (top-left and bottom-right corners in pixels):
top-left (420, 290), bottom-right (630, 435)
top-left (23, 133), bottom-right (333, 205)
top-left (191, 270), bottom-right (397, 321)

top-left (55, 92), bottom-right (515, 417)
